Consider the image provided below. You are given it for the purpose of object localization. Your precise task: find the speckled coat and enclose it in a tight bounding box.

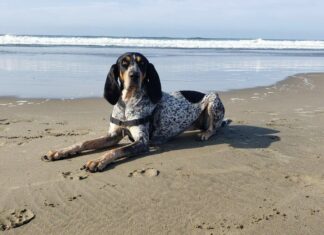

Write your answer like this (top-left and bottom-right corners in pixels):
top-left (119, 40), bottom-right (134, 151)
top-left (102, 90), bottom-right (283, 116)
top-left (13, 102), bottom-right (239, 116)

top-left (111, 90), bottom-right (224, 144)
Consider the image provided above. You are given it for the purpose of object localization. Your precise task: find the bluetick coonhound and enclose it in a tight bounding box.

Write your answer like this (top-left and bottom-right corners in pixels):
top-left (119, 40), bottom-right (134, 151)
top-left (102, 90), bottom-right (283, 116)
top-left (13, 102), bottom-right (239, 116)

top-left (42, 52), bottom-right (230, 172)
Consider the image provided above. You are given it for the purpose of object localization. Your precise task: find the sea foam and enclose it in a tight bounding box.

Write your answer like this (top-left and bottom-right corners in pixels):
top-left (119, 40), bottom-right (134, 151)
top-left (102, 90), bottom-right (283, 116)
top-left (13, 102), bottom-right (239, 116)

top-left (1, 35), bottom-right (324, 49)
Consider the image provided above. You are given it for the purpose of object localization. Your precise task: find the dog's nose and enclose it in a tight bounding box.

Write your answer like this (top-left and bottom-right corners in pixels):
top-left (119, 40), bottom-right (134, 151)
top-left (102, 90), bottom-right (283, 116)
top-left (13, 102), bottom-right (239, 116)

top-left (129, 71), bottom-right (139, 80)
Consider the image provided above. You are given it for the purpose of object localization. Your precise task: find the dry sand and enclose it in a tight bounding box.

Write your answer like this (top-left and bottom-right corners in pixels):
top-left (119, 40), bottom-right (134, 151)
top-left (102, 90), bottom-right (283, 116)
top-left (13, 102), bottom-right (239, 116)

top-left (0, 73), bottom-right (324, 234)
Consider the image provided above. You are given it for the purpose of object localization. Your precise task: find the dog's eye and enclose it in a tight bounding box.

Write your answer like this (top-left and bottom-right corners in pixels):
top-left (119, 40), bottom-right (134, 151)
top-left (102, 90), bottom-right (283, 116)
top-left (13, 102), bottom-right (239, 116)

top-left (122, 60), bottom-right (128, 66)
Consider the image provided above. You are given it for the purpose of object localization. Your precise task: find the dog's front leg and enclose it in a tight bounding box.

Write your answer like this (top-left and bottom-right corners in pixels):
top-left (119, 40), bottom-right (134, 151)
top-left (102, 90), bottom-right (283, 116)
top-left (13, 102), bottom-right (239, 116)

top-left (42, 124), bottom-right (123, 161)
top-left (84, 126), bottom-right (149, 172)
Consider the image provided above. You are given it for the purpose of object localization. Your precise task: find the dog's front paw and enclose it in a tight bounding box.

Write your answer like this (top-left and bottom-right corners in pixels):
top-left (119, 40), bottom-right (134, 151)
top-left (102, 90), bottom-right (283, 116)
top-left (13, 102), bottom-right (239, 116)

top-left (84, 159), bottom-right (106, 173)
top-left (41, 150), bottom-right (66, 161)
top-left (84, 152), bottom-right (117, 172)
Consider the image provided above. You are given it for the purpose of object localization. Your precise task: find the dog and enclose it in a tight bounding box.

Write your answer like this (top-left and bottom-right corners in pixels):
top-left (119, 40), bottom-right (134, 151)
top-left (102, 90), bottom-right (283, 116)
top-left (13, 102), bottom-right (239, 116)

top-left (42, 52), bottom-right (230, 172)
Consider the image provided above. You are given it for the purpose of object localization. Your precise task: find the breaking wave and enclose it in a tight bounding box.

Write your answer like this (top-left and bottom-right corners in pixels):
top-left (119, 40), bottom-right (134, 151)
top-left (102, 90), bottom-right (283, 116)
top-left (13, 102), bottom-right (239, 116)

top-left (1, 35), bottom-right (324, 49)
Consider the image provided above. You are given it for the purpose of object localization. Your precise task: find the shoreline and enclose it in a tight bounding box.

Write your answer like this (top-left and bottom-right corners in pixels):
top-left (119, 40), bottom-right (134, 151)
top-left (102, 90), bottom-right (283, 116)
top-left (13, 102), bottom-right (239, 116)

top-left (1, 72), bottom-right (323, 101)
top-left (1, 73), bottom-right (324, 234)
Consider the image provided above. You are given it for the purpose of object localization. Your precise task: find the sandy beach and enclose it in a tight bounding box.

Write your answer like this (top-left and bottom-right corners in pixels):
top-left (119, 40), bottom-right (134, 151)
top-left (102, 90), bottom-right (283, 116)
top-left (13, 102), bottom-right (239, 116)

top-left (0, 73), bottom-right (324, 234)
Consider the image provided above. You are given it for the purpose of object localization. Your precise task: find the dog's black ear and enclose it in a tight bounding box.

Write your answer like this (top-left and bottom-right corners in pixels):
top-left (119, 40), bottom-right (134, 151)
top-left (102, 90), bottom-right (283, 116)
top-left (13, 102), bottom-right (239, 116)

top-left (145, 63), bottom-right (162, 104)
top-left (104, 64), bottom-right (120, 105)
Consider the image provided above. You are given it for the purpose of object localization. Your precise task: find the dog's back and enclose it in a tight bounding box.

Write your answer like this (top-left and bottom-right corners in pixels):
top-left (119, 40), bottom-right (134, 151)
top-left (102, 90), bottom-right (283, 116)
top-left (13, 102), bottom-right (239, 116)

top-left (150, 91), bottom-right (224, 143)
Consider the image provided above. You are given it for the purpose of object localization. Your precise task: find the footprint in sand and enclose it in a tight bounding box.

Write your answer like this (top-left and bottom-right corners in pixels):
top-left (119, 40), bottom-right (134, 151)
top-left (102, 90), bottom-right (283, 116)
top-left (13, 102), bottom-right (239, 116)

top-left (0, 119), bottom-right (10, 125)
top-left (46, 129), bottom-right (90, 137)
top-left (55, 121), bottom-right (68, 125)
top-left (128, 168), bottom-right (159, 177)
top-left (0, 209), bottom-right (35, 231)
top-left (284, 174), bottom-right (324, 187)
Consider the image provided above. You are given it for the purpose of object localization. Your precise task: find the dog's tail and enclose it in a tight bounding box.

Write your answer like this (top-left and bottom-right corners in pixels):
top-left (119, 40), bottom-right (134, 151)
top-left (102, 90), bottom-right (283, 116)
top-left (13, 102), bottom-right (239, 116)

top-left (221, 119), bottom-right (232, 127)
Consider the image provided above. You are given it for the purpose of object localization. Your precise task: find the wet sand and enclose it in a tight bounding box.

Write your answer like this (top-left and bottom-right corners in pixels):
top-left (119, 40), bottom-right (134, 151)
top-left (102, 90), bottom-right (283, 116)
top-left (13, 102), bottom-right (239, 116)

top-left (0, 73), bottom-right (324, 234)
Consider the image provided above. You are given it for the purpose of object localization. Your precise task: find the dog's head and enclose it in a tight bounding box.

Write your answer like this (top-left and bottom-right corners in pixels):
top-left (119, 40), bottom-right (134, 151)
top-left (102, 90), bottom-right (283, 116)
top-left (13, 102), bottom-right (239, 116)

top-left (104, 52), bottom-right (162, 105)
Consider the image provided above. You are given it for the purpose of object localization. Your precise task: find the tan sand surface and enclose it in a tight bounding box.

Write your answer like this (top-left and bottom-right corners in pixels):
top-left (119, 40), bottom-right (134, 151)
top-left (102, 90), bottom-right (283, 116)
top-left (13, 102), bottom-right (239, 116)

top-left (0, 73), bottom-right (324, 234)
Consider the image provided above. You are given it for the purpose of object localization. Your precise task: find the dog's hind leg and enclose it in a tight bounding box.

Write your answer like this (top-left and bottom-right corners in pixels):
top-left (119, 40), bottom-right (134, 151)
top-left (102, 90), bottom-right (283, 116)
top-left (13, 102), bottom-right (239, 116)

top-left (42, 124), bottom-right (123, 161)
top-left (199, 93), bottom-right (225, 141)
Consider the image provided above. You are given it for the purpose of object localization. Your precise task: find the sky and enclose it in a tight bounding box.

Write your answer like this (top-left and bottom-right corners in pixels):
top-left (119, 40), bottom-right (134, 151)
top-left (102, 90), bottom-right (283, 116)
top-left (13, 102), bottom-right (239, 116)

top-left (0, 0), bottom-right (323, 39)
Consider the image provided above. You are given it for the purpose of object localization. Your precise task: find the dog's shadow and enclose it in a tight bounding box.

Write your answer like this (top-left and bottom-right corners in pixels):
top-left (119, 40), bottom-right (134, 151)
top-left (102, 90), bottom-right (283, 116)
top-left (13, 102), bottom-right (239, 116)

top-left (167, 124), bottom-right (280, 150)
top-left (101, 124), bottom-right (280, 171)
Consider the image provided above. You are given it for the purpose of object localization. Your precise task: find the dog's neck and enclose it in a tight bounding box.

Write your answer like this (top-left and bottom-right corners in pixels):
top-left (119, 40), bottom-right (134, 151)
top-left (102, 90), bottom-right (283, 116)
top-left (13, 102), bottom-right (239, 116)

top-left (113, 88), bottom-right (155, 121)
top-left (121, 86), bottom-right (145, 104)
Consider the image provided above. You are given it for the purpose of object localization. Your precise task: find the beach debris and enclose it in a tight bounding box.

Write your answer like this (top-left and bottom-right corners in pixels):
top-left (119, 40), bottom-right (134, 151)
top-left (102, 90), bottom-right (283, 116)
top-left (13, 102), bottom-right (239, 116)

top-left (99, 183), bottom-right (117, 190)
top-left (310, 209), bottom-right (320, 215)
top-left (128, 168), bottom-right (159, 177)
top-left (230, 97), bottom-right (245, 102)
top-left (237, 224), bottom-right (244, 229)
top-left (62, 171), bottom-right (72, 179)
top-left (44, 200), bottom-right (59, 208)
top-left (195, 222), bottom-right (215, 231)
top-left (75, 173), bottom-right (89, 180)
top-left (0, 209), bottom-right (35, 231)
top-left (61, 171), bottom-right (88, 180)
top-left (68, 194), bottom-right (82, 202)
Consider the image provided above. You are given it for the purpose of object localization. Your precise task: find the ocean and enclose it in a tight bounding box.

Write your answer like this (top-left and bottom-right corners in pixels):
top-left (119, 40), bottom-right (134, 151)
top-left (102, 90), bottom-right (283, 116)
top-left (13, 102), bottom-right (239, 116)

top-left (1, 35), bottom-right (324, 98)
